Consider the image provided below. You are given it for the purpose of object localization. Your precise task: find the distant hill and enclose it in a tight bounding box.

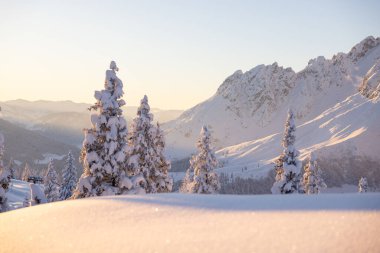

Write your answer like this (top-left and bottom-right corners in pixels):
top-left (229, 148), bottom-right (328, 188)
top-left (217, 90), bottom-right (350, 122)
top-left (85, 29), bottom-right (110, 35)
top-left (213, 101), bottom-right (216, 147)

top-left (0, 118), bottom-right (81, 177)
top-left (0, 99), bottom-right (183, 147)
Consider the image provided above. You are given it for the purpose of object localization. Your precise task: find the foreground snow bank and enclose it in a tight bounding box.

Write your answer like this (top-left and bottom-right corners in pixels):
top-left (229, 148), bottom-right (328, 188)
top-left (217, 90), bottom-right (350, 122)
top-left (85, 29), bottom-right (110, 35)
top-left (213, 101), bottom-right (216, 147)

top-left (1, 193), bottom-right (380, 253)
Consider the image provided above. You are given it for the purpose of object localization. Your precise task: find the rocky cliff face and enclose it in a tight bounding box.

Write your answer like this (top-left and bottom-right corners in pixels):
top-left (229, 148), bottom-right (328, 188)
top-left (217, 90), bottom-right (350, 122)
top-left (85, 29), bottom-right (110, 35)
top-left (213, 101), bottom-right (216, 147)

top-left (216, 63), bottom-right (296, 126)
top-left (359, 59), bottom-right (380, 101)
top-left (348, 36), bottom-right (380, 62)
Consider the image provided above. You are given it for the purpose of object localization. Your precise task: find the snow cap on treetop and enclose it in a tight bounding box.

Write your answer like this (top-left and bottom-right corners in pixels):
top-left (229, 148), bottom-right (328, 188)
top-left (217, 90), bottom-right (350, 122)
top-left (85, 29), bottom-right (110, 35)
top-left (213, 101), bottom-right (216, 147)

top-left (110, 61), bottom-right (119, 71)
top-left (140, 95), bottom-right (149, 110)
top-left (200, 125), bottom-right (211, 142)
top-left (201, 125), bottom-right (209, 135)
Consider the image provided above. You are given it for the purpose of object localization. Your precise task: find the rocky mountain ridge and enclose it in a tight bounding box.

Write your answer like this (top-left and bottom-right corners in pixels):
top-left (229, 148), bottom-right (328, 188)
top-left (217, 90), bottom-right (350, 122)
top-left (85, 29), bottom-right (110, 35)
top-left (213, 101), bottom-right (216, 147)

top-left (164, 36), bottom-right (380, 160)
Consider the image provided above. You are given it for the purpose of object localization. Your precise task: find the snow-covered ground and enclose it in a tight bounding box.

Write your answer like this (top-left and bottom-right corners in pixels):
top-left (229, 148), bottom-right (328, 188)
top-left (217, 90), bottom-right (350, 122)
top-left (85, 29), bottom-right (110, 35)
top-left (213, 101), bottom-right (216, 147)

top-left (2, 186), bottom-right (380, 253)
top-left (6, 179), bottom-right (31, 210)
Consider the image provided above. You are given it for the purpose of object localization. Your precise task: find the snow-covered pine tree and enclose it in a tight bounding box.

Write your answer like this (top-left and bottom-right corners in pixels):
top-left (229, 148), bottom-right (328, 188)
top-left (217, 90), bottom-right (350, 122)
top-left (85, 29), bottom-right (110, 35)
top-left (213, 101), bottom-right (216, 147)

top-left (271, 109), bottom-right (301, 194)
top-left (59, 151), bottom-right (77, 200)
top-left (128, 95), bottom-right (171, 193)
top-left (44, 160), bottom-right (60, 202)
top-left (7, 158), bottom-right (17, 179)
top-left (180, 167), bottom-right (193, 193)
top-left (151, 122), bottom-right (173, 192)
top-left (181, 126), bottom-right (220, 194)
top-left (302, 153), bottom-right (326, 194)
top-left (0, 133), bottom-right (11, 212)
top-left (22, 163), bottom-right (32, 182)
top-left (73, 61), bottom-right (137, 198)
top-left (272, 154), bottom-right (285, 191)
top-left (358, 177), bottom-right (368, 193)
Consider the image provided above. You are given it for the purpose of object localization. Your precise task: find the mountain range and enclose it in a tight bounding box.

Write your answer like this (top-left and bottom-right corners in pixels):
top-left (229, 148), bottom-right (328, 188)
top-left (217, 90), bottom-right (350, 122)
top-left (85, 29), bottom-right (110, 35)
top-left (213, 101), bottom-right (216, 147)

top-left (0, 99), bottom-right (183, 147)
top-left (1, 36), bottom-right (379, 185)
top-left (163, 36), bottom-right (380, 180)
top-left (0, 118), bottom-right (81, 176)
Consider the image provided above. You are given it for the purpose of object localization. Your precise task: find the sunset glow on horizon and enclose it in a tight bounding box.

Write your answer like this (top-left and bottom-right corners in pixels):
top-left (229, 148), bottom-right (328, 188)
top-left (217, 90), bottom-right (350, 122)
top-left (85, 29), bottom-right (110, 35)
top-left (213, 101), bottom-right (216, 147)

top-left (0, 0), bottom-right (379, 110)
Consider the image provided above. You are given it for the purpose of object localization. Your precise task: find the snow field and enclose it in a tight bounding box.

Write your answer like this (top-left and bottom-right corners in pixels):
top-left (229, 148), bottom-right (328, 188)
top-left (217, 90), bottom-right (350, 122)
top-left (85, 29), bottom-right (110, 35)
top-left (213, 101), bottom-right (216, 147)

top-left (1, 193), bottom-right (380, 253)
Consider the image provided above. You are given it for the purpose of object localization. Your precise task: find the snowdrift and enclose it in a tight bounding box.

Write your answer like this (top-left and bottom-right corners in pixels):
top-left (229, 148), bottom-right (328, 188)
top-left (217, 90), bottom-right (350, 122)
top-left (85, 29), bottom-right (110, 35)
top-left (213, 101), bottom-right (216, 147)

top-left (1, 193), bottom-right (380, 253)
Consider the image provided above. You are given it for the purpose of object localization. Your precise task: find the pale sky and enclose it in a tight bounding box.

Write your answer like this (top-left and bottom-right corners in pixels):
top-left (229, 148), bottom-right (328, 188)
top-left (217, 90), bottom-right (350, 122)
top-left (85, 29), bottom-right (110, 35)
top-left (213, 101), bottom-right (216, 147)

top-left (0, 0), bottom-right (379, 110)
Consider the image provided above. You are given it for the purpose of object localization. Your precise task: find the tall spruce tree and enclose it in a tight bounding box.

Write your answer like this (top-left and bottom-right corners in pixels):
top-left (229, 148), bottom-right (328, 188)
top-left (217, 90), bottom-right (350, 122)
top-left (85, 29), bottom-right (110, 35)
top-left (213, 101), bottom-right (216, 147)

top-left (358, 177), bottom-right (368, 193)
top-left (73, 61), bottom-right (138, 198)
top-left (59, 151), bottom-right (77, 200)
top-left (44, 160), bottom-right (60, 202)
top-left (127, 96), bottom-right (172, 193)
top-left (181, 126), bottom-right (220, 194)
top-left (271, 109), bottom-right (301, 194)
top-left (302, 153), bottom-right (326, 194)
top-left (0, 133), bottom-right (10, 212)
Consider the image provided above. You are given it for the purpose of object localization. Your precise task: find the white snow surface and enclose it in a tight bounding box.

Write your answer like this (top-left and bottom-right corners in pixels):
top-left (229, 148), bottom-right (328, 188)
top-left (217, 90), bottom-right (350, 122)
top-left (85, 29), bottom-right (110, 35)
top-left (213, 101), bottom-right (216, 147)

top-left (6, 179), bottom-right (42, 209)
top-left (1, 193), bottom-right (380, 253)
top-left (30, 183), bottom-right (47, 205)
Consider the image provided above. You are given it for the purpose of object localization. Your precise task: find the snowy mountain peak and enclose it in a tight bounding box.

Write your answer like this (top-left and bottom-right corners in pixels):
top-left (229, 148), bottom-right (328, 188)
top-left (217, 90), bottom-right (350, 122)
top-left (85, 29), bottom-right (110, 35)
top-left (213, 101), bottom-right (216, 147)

top-left (348, 36), bottom-right (380, 62)
top-left (164, 36), bottom-right (380, 160)
top-left (216, 63), bottom-right (296, 124)
top-left (307, 56), bottom-right (328, 67)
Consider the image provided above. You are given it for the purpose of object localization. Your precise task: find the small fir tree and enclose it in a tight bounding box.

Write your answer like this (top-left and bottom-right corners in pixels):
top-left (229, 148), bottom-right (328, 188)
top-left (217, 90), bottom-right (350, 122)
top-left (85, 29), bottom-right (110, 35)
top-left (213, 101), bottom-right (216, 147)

top-left (180, 167), bottom-right (193, 193)
top-left (181, 126), bottom-right (220, 194)
top-left (151, 122), bottom-right (173, 192)
top-left (128, 95), bottom-right (173, 193)
top-left (271, 109), bottom-right (301, 194)
top-left (44, 160), bottom-right (60, 202)
top-left (59, 151), bottom-right (77, 200)
top-left (302, 153), bottom-right (326, 194)
top-left (7, 158), bottom-right (17, 179)
top-left (273, 154), bottom-right (285, 190)
top-left (73, 61), bottom-right (137, 198)
top-left (0, 133), bottom-right (11, 212)
top-left (358, 177), bottom-right (368, 193)
top-left (22, 163), bottom-right (32, 182)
